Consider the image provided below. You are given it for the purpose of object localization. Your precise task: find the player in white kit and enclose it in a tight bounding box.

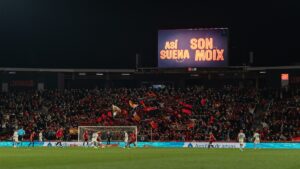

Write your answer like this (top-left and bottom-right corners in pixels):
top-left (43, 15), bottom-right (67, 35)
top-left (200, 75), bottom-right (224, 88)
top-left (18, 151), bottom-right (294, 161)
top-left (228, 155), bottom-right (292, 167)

top-left (124, 131), bottom-right (128, 148)
top-left (237, 130), bottom-right (246, 151)
top-left (92, 132), bottom-right (99, 148)
top-left (253, 130), bottom-right (260, 149)
top-left (39, 130), bottom-right (44, 142)
top-left (13, 130), bottom-right (19, 148)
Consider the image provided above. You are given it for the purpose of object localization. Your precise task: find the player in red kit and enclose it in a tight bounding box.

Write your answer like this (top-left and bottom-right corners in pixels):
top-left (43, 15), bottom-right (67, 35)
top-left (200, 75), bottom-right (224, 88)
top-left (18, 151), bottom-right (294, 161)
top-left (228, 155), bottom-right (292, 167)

top-left (83, 131), bottom-right (89, 147)
top-left (55, 128), bottom-right (64, 147)
top-left (28, 131), bottom-right (36, 147)
top-left (128, 132), bottom-right (137, 148)
top-left (208, 132), bottom-right (216, 149)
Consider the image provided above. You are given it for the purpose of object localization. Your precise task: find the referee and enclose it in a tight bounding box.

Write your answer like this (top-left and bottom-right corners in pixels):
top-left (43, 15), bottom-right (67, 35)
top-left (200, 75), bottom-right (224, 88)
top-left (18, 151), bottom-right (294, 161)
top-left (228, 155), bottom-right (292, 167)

top-left (17, 127), bottom-right (25, 146)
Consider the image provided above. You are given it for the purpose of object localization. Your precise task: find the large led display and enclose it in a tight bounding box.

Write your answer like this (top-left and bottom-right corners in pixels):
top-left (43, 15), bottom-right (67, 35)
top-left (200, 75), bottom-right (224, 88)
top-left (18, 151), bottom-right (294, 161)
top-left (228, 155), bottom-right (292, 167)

top-left (158, 28), bottom-right (228, 68)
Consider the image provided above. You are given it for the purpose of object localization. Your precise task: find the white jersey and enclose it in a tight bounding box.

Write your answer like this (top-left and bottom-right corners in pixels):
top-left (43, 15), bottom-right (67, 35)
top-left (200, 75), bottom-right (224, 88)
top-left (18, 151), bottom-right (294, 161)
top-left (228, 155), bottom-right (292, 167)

top-left (124, 132), bottom-right (128, 142)
top-left (238, 133), bottom-right (245, 143)
top-left (13, 131), bottom-right (18, 142)
top-left (92, 133), bottom-right (98, 142)
top-left (39, 132), bottom-right (43, 142)
top-left (253, 133), bottom-right (260, 143)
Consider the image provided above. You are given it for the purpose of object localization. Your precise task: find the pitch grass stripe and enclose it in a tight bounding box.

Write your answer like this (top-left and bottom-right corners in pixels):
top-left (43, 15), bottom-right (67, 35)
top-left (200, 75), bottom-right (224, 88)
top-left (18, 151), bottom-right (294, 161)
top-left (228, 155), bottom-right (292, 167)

top-left (1, 148), bottom-right (300, 169)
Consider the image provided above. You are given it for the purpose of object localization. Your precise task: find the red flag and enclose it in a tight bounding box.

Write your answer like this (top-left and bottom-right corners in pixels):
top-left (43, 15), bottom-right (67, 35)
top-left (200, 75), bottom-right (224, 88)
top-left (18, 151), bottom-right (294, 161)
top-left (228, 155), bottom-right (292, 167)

top-left (179, 101), bottom-right (193, 109)
top-left (107, 111), bottom-right (113, 118)
top-left (139, 100), bottom-right (146, 107)
top-left (96, 117), bottom-right (102, 123)
top-left (182, 108), bottom-right (192, 116)
top-left (150, 121), bottom-right (158, 129)
top-left (101, 113), bottom-right (107, 120)
top-left (201, 98), bottom-right (206, 106)
top-left (144, 106), bottom-right (158, 112)
top-left (147, 91), bottom-right (157, 97)
top-left (122, 109), bottom-right (128, 116)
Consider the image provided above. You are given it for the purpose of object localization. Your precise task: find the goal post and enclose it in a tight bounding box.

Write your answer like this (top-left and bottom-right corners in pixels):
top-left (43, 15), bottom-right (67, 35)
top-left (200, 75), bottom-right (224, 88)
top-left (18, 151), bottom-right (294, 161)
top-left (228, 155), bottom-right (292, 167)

top-left (78, 126), bottom-right (137, 144)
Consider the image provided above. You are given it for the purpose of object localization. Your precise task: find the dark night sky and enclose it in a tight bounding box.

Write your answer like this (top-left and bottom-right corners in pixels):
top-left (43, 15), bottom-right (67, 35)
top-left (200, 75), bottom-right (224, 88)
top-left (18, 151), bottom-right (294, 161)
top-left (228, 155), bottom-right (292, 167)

top-left (0, 0), bottom-right (299, 68)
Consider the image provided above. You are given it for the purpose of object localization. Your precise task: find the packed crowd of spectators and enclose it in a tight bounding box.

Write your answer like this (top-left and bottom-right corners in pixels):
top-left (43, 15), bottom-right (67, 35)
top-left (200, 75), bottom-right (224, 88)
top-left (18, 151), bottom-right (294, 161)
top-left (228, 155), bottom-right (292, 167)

top-left (1, 86), bottom-right (300, 142)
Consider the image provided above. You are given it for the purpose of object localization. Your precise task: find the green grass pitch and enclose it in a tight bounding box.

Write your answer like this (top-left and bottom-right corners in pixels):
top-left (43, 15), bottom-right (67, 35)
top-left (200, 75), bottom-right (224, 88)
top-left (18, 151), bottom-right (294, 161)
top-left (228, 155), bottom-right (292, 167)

top-left (1, 147), bottom-right (300, 169)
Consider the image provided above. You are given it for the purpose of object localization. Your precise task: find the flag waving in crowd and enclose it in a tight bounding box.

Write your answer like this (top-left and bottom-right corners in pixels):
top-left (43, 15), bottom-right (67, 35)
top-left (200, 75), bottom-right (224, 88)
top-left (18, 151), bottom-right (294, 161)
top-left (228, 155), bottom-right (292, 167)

top-left (129, 100), bottom-right (138, 109)
top-left (179, 101), bottom-right (193, 116)
top-left (112, 105), bottom-right (121, 117)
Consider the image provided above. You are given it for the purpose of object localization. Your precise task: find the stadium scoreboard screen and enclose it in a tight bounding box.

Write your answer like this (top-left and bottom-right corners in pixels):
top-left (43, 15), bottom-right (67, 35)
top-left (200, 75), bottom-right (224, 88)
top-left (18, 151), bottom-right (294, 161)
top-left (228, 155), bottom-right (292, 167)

top-left (158, 28), bottom-right (228, 68)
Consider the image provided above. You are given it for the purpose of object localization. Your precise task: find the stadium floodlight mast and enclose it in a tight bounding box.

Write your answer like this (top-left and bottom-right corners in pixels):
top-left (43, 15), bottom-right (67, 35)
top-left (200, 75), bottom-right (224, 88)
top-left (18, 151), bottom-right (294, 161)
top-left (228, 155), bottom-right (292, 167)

top-left (78, 126), bottom-right (138, 144)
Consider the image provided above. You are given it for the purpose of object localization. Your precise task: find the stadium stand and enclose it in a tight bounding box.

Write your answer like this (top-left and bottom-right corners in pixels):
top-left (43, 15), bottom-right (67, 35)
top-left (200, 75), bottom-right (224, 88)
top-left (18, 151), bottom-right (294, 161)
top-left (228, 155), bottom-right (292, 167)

top-left (1, 86), bottom-right (299, 142)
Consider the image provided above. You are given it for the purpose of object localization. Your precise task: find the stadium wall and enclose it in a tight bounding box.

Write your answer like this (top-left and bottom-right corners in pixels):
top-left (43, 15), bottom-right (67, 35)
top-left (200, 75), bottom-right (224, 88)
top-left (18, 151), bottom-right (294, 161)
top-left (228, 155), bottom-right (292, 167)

top-left (2, 142), bottom-right (300, 149)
